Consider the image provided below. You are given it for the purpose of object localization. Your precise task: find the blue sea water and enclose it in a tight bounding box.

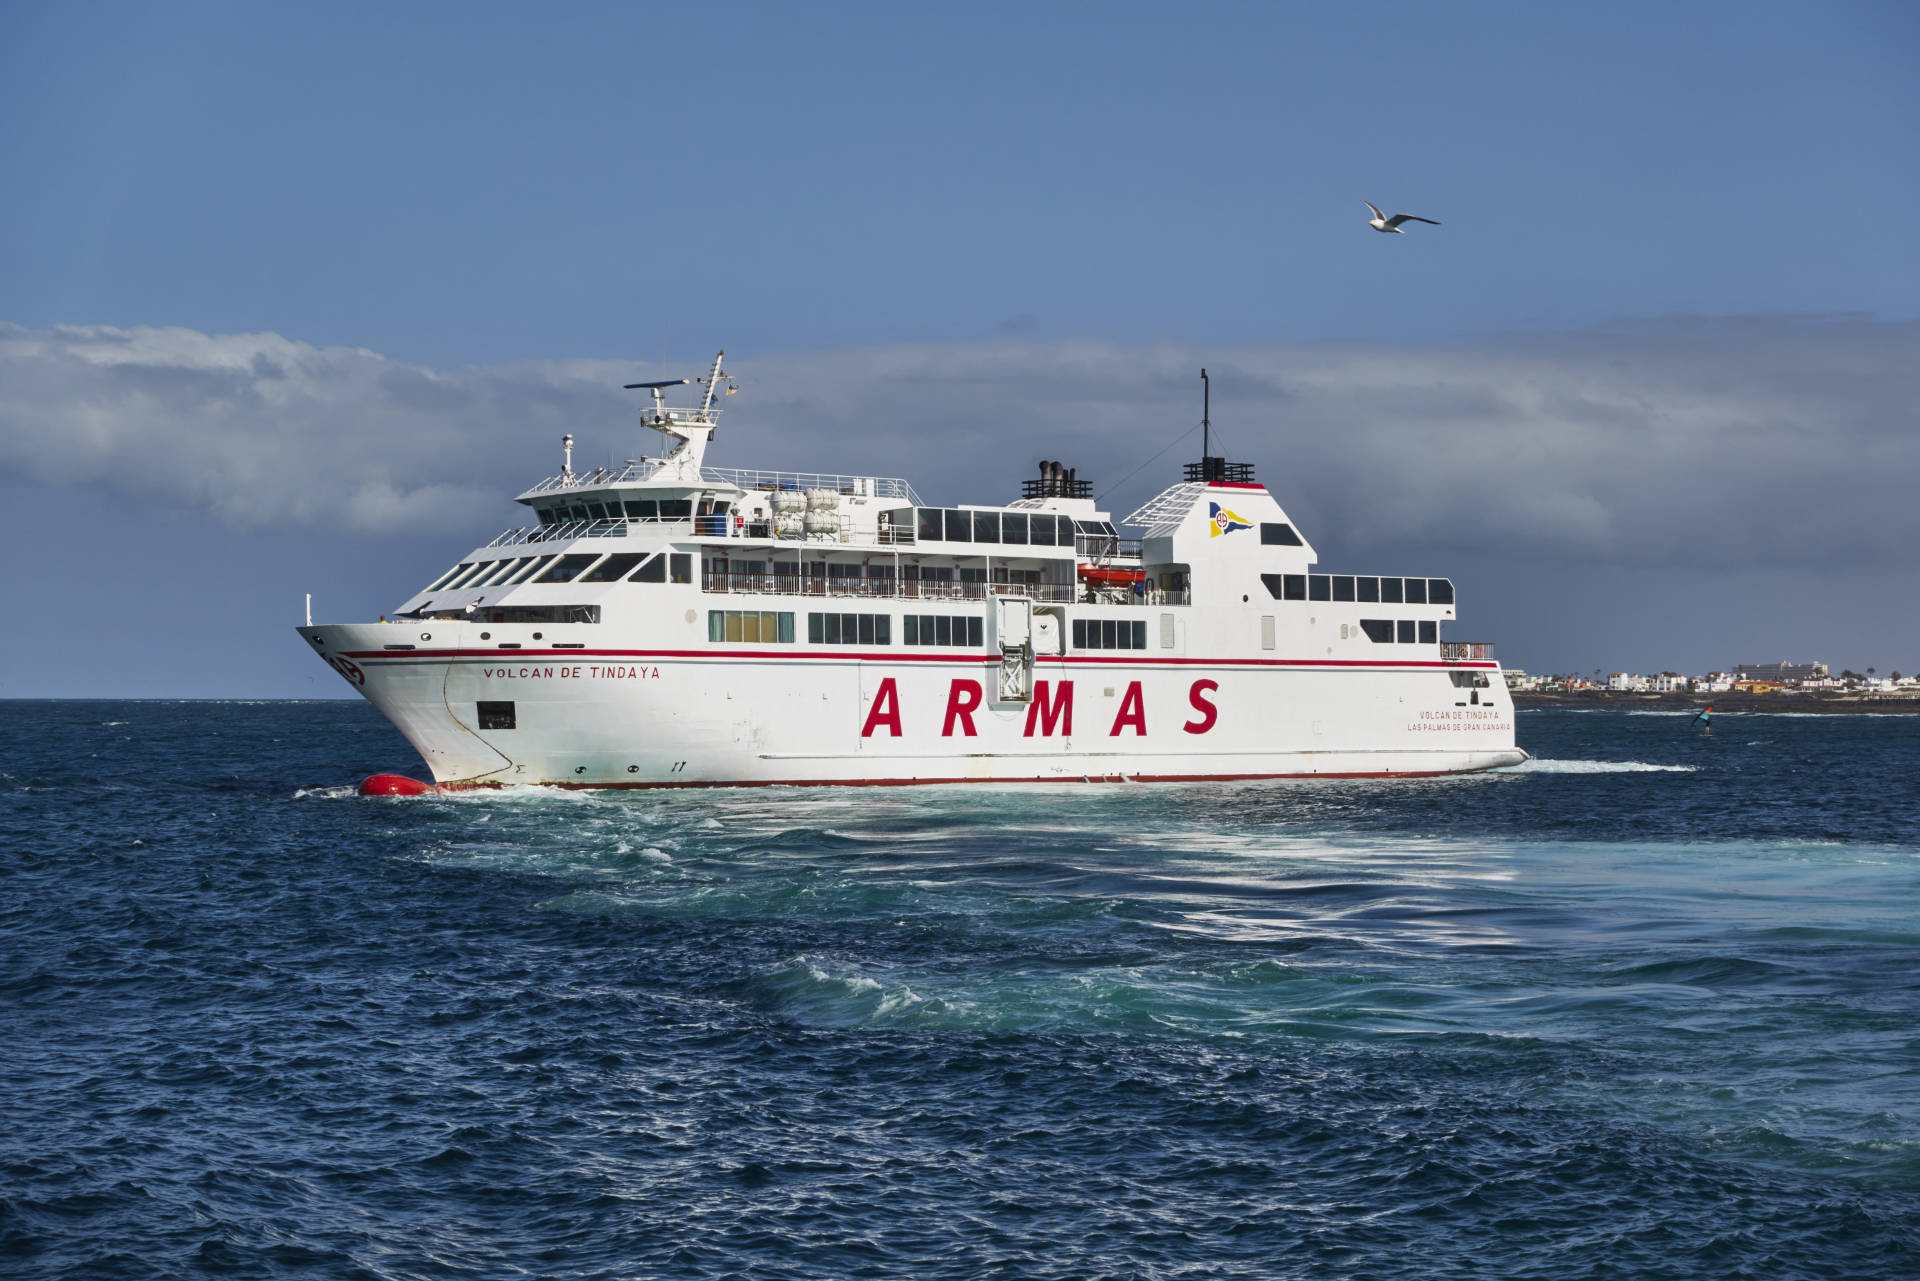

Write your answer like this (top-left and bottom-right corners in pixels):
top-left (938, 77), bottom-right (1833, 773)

top-left (2, 701), bottom-right (1917, 1280)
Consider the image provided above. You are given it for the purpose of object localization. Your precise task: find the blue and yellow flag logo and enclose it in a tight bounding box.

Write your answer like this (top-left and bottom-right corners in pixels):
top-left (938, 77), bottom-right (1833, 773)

top-left (1208, 501), bottom-right (1251, 538)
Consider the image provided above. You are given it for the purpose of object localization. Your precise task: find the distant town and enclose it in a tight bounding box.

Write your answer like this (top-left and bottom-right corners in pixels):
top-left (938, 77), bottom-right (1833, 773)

top-left (1506, 661), bottom-right (1920, 700)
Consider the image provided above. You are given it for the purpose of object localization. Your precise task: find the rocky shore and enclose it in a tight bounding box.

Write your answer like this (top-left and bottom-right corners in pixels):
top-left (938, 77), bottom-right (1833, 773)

top-left (1511, 690), bottom-right (1920, 715)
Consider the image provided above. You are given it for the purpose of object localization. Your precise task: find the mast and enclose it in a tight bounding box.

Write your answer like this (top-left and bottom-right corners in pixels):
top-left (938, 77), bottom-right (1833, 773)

top-left (699, 349), bottom-right (727, 419)
top-left (1201, 368), bottom-right (1210, 461)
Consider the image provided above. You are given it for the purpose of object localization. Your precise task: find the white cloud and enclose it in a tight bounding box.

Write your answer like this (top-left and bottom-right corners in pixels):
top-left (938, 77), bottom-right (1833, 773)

top-left (2, 317), bottom-right (1915, 567)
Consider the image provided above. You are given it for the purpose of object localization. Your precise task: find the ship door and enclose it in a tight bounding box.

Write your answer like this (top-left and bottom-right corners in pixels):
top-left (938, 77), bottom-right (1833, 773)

top-left (994, 596), bottom-right (1035, 704)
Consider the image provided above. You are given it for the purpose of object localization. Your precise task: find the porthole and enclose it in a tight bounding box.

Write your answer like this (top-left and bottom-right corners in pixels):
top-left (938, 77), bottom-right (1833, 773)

top-left (532, 632), bottom-right (543, 640)
top-left (627, 765), bottom-right (639, 774)
top-left (574, 766), bottom-right (586, 775)
top-left (480, 631), bottom-right (491, 640)
top-left (420, 632), bottom-right (431, 641)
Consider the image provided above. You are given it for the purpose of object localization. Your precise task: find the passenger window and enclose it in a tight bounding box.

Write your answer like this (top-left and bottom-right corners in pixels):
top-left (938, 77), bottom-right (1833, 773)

top-left (918, 508), bottom-right (943, 542)
top-left (1029, 514), bottom-right (1056, 546)
top-left (1359, 619), bottom-right (1394, 643)
top-left (630, 554), bottom-right (667, 583)
top-left (1419, 620), bottom-right (1437, 644)
top-left (973, 512), bottom-right (1000, 543)
top-left (1001, 513), bottom-right (1028, 544)
top-left (1283, 574), bottom-right (1307, 601)
top-left (537, 553), bottom-right (600, 583)
top-left (581, 553), bottom-right (643, 582)
top-left (1396, 620), bottom-right (1416, 643)
top-left (669, 553), bottom-right (692, 584)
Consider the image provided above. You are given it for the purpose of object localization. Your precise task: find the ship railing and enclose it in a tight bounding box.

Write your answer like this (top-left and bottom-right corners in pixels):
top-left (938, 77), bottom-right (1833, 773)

top-left (1076, 535), bottom-right (1144, 561)
top-left (1441, 641), bottom-right (1496, 662)
top-left (704, 467), bottom-right (924, 505)
top-left (485, 517), bottom-right (696, 547)
top-left (700, 573), bottom-right (1083, 604)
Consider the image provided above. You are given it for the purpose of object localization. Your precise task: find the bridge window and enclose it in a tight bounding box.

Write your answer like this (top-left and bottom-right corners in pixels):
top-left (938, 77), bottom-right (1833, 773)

top-left (1332, 575), bottom-right (1355, 602)
top-left (1381, 577), bottom-right (1404, 604)
top-left (808, 612), bottom-right (892, 645)
top-left (1309, 574), bottom-right (1331, 601)
top-left (1428, 578), bottom-right (1454, 605)
top-left (624, 499), bottom-right (657, 520)
top-left (1356, 576), bottom-right (1380, 603)
top-left (1261, 522), bottom-right (1303, 546)
top-left (1404, 578), bottom-right (1427, 604)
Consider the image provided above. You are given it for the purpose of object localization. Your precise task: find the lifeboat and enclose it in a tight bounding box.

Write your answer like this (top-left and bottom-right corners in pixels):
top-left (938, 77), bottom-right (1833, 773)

top-left (1077, 564), bottom-right (1146, 585)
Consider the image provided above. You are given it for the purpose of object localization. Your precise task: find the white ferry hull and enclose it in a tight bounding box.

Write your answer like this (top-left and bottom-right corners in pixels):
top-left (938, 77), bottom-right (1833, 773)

top-left (303, 621), bottom-right (1525, 788)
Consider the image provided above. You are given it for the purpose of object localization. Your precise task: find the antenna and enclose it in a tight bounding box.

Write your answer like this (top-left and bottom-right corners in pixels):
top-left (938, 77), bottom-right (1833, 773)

top-left (1201, 368), bottom-right (1210, 460)
top-left (697, 349), bottom-right (727, 420)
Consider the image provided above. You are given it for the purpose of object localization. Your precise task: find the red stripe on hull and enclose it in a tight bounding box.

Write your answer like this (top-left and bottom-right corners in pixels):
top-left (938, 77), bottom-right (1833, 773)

top-left (428, 765), bottom-right (1509, 791)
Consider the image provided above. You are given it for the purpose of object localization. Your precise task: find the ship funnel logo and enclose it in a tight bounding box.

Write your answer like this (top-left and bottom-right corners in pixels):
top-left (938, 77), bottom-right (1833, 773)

top-left (1208, 501), bottom-right (1252, 538)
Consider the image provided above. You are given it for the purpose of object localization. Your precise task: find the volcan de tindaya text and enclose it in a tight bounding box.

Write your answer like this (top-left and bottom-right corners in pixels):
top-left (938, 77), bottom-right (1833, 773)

top-left (301, 353), bottom-right (1526, 789)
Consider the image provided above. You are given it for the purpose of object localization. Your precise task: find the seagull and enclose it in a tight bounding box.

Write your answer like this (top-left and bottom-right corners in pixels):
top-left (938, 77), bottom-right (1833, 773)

top-left (1364, 201), bottom-right (1440, 234)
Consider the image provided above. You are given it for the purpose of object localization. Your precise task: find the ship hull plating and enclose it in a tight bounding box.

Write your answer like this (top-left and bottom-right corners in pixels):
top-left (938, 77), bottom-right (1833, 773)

top-left (303, 622), bottom-right (1526, 788)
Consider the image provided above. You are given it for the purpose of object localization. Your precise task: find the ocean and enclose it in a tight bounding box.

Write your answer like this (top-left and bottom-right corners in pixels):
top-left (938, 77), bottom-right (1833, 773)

top-left (2, 701), bottom-right (1916, 1279)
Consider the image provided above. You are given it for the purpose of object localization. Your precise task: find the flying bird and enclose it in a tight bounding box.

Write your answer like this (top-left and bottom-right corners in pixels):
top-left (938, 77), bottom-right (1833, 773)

top-left (1363, 201), bottom-right (1440, 234)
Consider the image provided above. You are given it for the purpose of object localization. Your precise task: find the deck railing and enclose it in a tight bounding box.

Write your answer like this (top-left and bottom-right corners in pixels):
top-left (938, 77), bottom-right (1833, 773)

top-left (1441, 641), bottom-right (1496, 662)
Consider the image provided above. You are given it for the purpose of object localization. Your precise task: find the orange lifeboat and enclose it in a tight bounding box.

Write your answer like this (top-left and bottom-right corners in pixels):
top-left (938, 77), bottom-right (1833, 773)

top-left (1077, 565), bottom-right (1146, 585)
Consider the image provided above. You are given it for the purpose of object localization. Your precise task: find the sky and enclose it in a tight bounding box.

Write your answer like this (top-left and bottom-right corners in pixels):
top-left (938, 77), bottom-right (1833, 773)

top-left (2, 0), bottom-right (1917, 697)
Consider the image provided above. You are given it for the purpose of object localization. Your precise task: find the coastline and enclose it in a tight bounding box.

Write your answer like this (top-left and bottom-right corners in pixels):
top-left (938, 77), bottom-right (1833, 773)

top-left (1511, 690), bottom-right (1920, 715)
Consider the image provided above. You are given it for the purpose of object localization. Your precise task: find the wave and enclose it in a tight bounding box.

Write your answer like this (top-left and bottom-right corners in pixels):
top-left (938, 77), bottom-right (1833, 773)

top-left (1511, 759), bottom-right (1696, 774)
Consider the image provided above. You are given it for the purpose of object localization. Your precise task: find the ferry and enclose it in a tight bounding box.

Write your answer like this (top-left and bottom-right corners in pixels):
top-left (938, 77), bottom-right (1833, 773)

top-left (300, 352), bottom-right (1526, 790)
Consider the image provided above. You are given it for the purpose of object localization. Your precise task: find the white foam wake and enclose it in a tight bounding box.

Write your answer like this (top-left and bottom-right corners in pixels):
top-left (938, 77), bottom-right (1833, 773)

top-left (1513, 758), bottom-right (1696, 774)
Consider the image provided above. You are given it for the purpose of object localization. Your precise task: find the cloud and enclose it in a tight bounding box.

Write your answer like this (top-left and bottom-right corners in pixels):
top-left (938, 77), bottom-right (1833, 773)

top-left (2, 317), bottom-right (1915, 567)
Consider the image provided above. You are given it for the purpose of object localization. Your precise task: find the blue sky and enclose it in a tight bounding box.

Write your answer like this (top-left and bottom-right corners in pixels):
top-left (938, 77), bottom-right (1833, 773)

top-left (3, 1), bottom-right (1917, 695)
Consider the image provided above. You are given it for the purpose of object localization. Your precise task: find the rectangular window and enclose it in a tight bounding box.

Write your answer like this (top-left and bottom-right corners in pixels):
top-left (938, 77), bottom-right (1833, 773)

top-left (1131, 620), bottom-right (1145, 650)
top-left (536, 553), bottom-right (601, 583)
top-left (1283, 574), bottom-right (1307, 601)
top-left (586, 502), bottom-right (607, 519)
top-left (630, 554), bottom-right (667, 583)
top-left (669, 553), bottom-right (692, 584)
top-left (1397, 619), bottom-right (1416, 643)
top-left (1261, 615), bottom-right (1275, 650)
top-left (805, 612), bottom-right (891, 645)
top-left (1357, 576), bottom-right (1380, 603)
top-left (581, 553), bottom-right (643, 582)
top-left (1001, 512), bottom-right (1028, 545)
top-left (1261, 522), bottom-right (1304, 546)
top-left (904, 616), bottom-right (919, 645)
top-left (1428, 578), bottom-right (1454, 605)
top-left (624, 499), bottom-right (657, 520)
top-left (1101, 619), bottom-right (1117, 649)
top-left (1418, 620), bottom-right (1437, 645)
top-left (477, 701), bottom-right (516, 730)
top-left (1029, 514), bottom-right (1056, 546)
top-left (1308, 574), bottom-right (1331, 601)
top-left (918, 508), bottom-right (943, 542)
top-left (1072, 619), bottom-right (1086, 649)
top-left (936, 616), bottom-right (952, 646)
top-left (569, 505), bottom-right (590, 522)
top-left (1381, 577), bottom-right (1404, 604)
top-left (944, 509), bottom-right (972, 542)
top-left (1358, 619), bottom-right (1394, 643)
top-left (1332, 575), bottom-right (1355, 602)
top-left (1260, 573), bottom-right (1287, 601)
top-left (535, 509), bottom-right (556, 527)
top-left (711, 610), bottom-right (794, 643)
top-left (1404, 578), bottom-right (1427, 604)
top-left (972, 511), bottom-right (1000, 543)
